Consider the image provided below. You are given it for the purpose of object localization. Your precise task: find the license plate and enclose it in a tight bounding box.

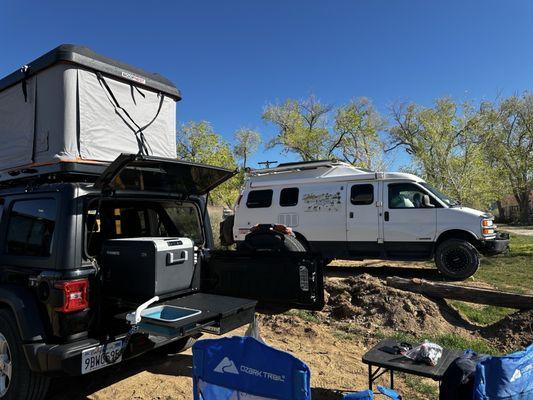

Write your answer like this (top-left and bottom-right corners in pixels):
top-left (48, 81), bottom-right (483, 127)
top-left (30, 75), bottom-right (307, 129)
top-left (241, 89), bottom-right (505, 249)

top-left (81, 340), bottom-right (122, 374)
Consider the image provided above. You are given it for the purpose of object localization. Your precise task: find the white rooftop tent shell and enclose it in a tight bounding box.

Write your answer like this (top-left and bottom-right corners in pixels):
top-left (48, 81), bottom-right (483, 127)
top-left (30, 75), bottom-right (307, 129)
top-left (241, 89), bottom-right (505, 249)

top-left (0, 44), bottom-right (180, 172)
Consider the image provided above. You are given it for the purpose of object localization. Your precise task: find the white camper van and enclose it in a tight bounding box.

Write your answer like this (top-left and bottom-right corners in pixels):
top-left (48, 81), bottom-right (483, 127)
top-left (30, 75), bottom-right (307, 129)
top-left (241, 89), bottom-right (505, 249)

top-left (232, 160), bottom-right (509, 280)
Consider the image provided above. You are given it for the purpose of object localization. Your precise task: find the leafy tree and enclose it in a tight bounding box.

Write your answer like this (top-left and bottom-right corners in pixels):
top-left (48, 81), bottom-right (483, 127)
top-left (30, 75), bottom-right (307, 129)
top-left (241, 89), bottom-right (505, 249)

top-left (233, 128), bottom-right (261, 168)
top-left (176, 121), bottom-right (240, 207)
top-left (333, 98), bottom-right (387, 170)
top-left (388, 98), bottom-right (500, 209)
top-left (262, 96), bottom-right (334, 161)
top-left (478, 93), bottom-right (533, 224)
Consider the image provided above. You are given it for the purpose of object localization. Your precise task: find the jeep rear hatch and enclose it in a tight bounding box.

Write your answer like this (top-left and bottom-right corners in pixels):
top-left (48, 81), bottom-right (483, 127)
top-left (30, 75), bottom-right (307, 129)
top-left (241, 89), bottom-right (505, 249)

top-left (94, 154), bottom-right (236, 195)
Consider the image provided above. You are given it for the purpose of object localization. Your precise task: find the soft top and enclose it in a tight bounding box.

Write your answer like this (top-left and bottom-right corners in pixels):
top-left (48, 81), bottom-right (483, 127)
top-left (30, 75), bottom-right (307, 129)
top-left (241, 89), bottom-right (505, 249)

top-left (0, 44), bottom-right (181, 100)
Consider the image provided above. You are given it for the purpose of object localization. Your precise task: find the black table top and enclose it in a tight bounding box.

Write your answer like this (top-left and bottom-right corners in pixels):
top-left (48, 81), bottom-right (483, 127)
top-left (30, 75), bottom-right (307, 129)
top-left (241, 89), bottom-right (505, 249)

top-left (362, 338), bottom-right (464, 380)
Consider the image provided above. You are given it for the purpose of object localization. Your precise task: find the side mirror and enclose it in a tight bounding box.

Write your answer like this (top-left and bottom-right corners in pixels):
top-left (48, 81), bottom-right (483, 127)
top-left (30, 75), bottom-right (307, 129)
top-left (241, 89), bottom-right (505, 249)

top-left (423, 194), bottom-right (435, 208)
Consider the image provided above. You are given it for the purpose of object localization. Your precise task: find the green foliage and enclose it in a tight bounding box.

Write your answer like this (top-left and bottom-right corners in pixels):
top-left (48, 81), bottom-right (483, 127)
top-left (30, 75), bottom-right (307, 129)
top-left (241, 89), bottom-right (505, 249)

top-left (388, 98), bottom-right (503, 209)
top-left (233, 128), bottom-right (261, 168)
top-left (262, 96), bottom-right (334, 161)
top-left (403, 374), bottom-right (439, 400)
top-left (285, 309), bottom-right (320, 323)
top-left (475, 234), bottom-right (533, 294)
top-left (448, 301), bottom-right (514, 326)
top-left (478, 93), bottom-right (533, 224)
top-left (333, 98), bottom-right (388, 170)
top-left (176, 121), bottom-right (240, 207)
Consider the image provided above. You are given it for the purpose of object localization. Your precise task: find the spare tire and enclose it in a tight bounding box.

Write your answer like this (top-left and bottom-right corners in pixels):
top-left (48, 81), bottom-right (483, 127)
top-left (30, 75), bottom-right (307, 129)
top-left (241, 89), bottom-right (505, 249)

top-left (239, 224), bottom-right (306, 252)
top-left (219, 215), bottom-right (235, 246)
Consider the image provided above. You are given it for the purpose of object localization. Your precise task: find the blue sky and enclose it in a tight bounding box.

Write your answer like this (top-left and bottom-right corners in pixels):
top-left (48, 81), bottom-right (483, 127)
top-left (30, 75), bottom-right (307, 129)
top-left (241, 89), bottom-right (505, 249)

top-left (1, 1), bottom-right (532, 169)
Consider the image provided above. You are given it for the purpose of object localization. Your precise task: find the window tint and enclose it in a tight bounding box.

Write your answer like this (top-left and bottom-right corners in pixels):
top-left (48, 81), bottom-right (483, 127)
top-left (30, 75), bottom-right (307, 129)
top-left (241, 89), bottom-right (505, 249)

top-left (280, 188), bottom-right (299, 207)
top-left (246, 190), bottom-right (273, 208)
top-left (6, 199), bottom-right (57, 257)
top-left (85, 201), bottom-right (203, 256)
top-left (351, 184), bottom-right (374, 205)
top-left (388, 183), bottom-right (435, 209)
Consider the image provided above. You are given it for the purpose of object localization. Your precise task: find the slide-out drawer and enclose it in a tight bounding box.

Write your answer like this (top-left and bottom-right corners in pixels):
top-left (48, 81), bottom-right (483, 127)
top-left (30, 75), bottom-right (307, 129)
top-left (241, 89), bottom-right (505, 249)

top-left (120, 293), bottom-right (256, 337)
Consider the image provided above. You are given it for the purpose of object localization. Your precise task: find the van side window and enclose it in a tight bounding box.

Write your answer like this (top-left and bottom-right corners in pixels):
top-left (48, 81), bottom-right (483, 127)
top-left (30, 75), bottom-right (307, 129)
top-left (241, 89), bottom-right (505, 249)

top-left (350, 184), bottom-right (374, 205)
top-left (280, 188), bottom-right (299, 207)
top-left (246, 190), bottom-right (273, 208)
top-left (388, 183), bottom-right (434, 209)
top-left (5, 199), bottom-right (57, 257)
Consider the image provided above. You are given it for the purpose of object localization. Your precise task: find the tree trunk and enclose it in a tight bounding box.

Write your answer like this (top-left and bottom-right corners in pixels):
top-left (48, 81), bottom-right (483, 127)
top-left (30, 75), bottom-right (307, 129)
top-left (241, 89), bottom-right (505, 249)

top-left (495, 200), bottom-right (505, 222)
top-left (515, 191), bottom-right (531, 225)
top-left (386, 277), bottom-right (533, 310)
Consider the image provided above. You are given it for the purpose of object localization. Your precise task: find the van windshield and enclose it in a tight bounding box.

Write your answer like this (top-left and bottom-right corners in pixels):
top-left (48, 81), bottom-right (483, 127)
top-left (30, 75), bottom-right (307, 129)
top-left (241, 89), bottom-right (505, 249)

top-left (85, 200), bottom-right (203, 256)
top-left (419, 182), bottom-right (458, 207)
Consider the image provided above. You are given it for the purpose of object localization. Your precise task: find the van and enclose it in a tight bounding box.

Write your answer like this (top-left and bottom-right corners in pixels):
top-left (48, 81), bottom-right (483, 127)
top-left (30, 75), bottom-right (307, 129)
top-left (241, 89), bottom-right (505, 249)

top-left (232, 160), bottom-right (509, 280)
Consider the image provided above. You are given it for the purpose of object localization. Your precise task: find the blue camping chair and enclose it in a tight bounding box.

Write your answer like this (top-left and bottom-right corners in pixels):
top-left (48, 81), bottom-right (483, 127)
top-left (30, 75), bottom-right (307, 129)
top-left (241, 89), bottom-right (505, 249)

top-left (342, 386), bottom-right (401, 399)
top-left (192, 336), bottom-right (311, 400)
top-left (474, 344), bottom-right (533, 399)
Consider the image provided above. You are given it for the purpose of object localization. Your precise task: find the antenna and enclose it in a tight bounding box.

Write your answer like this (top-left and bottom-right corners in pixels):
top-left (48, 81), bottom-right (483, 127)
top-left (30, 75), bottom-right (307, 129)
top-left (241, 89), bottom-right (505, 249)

top-left (258, 160), bottom-right (278, 169)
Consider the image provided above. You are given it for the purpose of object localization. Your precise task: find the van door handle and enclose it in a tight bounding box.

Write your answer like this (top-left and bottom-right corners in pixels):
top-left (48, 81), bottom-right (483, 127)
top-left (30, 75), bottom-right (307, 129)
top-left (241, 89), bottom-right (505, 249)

top-left (349, 212), bottom-right (354, 218)
top-left (384, 211), bottom-right (389, 222)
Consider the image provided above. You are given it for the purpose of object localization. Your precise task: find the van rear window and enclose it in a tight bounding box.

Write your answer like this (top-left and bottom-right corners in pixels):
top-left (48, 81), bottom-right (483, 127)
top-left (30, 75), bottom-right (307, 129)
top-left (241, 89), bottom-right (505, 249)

top-left (351, 184), bottom-right (374, 205)
top-left (246, 190), bottom-right (273, 208)
top-left (280, 188), bottom-right (299, 207)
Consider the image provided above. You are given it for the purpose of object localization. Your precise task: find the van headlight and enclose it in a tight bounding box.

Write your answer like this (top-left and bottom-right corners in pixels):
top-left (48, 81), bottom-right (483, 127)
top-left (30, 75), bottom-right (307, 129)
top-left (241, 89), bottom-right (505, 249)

top-left (481, 218), bottom-right (495, 236)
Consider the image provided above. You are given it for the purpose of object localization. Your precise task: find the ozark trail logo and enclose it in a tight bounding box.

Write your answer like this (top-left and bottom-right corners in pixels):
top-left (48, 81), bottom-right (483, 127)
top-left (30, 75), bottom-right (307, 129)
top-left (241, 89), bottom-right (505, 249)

top-left (214, 357), bottom-right (239, 375)
top-left (510, 368), bottom-right (522, 382)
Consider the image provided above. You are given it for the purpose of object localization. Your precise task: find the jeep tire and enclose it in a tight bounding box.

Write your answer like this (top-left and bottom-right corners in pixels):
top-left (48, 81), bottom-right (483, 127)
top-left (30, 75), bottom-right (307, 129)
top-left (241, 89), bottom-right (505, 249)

top-left (0, 309), bottom-right (50, 400)
top-left (435, 239), bottom-right (480, 280)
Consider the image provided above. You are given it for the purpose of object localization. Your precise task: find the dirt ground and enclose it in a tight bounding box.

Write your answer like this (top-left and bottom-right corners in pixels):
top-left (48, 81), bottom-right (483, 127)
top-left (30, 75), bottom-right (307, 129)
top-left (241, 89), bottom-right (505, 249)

top-left (47, 260), bottom-right (531, 400)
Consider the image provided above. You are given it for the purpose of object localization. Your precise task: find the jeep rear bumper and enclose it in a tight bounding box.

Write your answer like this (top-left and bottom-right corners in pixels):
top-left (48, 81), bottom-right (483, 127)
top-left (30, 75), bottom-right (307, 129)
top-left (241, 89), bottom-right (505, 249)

top-left (23, 293), bottom-right (256, 375)
top-left (479, 233), bottom-right (510, 256)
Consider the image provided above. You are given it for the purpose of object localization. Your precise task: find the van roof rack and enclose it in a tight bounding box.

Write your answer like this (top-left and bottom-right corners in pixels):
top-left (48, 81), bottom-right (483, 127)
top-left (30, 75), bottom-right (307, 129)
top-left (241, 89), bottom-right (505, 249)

top-left (250, 159), bottom-right (347, 174)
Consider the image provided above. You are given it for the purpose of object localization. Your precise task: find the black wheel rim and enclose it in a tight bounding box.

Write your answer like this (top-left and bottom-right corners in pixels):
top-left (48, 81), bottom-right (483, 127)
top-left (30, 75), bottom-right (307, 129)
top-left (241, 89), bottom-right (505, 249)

top-left (442, 247), bottom-right (470, 272)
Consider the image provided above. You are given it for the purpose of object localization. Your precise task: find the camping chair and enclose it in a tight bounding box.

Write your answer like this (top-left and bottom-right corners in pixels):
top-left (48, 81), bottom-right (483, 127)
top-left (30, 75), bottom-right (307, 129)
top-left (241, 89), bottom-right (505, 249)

top-left (473, 344), bottom-right (533, 399)
top-left (342, 386), bottom-right (401, 399)
top-left (192, 336), bottom-right (311, 400)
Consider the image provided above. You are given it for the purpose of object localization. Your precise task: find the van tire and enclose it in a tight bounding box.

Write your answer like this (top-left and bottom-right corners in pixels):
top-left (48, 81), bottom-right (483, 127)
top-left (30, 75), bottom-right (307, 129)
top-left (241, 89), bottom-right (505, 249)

top-left (0, 309), bottom-right (50, 400)
top-left (219, 215), bottom-right (235, 246)
top-left (435, 239), bottom-right (480, 280)
top-left (242, 228), bottom-right (306, 252)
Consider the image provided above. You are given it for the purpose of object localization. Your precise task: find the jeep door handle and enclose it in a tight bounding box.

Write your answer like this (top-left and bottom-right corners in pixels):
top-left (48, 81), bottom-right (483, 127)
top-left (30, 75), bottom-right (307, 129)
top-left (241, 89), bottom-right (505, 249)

top-left (384, 211), bottom-right (389, 221)
top-left (349, 212), bottom-right (354, 218)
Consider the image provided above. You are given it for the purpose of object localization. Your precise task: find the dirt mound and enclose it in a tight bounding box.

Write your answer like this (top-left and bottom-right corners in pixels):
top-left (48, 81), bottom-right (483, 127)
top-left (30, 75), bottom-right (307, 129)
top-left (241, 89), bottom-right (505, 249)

top-left (482, 309), bottom-right (533, 352)
top-left (324, 274), bottom-right (465, 336)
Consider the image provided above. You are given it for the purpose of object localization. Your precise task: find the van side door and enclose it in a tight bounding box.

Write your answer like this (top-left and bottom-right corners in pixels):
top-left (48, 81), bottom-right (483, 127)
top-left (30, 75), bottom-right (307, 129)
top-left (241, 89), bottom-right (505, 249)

top-left (382, 181), bottom-right (438, 259)
top-left (346, 182), bottom-right (381, 257)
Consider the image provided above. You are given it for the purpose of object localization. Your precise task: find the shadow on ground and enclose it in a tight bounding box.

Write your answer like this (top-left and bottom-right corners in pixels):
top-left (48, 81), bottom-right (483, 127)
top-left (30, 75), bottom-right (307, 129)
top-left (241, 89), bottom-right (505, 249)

top-left (47, 351), bottom-right (192, 399)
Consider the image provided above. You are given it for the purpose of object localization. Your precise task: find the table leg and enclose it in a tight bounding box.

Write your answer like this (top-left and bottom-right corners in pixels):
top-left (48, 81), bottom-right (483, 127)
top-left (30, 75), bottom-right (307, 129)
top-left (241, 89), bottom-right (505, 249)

top-left (390, 370), bottom-right (394, 389)
top-left (368, 365), bottom-right (372, 390)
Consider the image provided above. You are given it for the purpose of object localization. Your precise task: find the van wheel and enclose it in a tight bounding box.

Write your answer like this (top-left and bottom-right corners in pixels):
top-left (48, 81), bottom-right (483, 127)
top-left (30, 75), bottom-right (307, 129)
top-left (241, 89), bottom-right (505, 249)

top-left (435, 239), bottom-right (480, 280)
top-left (0, 309), bottom-right (50, 400)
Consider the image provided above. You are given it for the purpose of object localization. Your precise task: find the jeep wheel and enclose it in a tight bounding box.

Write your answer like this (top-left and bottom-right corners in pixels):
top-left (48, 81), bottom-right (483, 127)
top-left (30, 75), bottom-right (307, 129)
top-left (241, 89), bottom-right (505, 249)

top-left (0, 309), bottom-right (50, 400)
top-left (435, 239), bottom-right (480, 280)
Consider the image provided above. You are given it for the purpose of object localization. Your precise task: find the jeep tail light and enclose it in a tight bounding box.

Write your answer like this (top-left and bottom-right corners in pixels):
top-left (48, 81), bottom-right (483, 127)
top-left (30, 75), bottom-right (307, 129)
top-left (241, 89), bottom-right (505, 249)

top-left (55, 279), bottom-right (89, 313)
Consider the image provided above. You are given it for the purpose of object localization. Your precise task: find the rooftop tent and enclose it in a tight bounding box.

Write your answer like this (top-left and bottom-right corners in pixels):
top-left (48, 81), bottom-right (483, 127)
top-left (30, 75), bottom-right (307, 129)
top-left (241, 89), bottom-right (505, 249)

top-left (0, 44), bottom-right (181, 172)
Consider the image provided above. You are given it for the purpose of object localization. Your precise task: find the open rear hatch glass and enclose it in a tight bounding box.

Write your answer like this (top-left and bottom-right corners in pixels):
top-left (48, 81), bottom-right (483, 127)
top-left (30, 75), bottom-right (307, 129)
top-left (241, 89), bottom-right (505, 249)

top-left (95, 154), bottom-right (236, 195)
